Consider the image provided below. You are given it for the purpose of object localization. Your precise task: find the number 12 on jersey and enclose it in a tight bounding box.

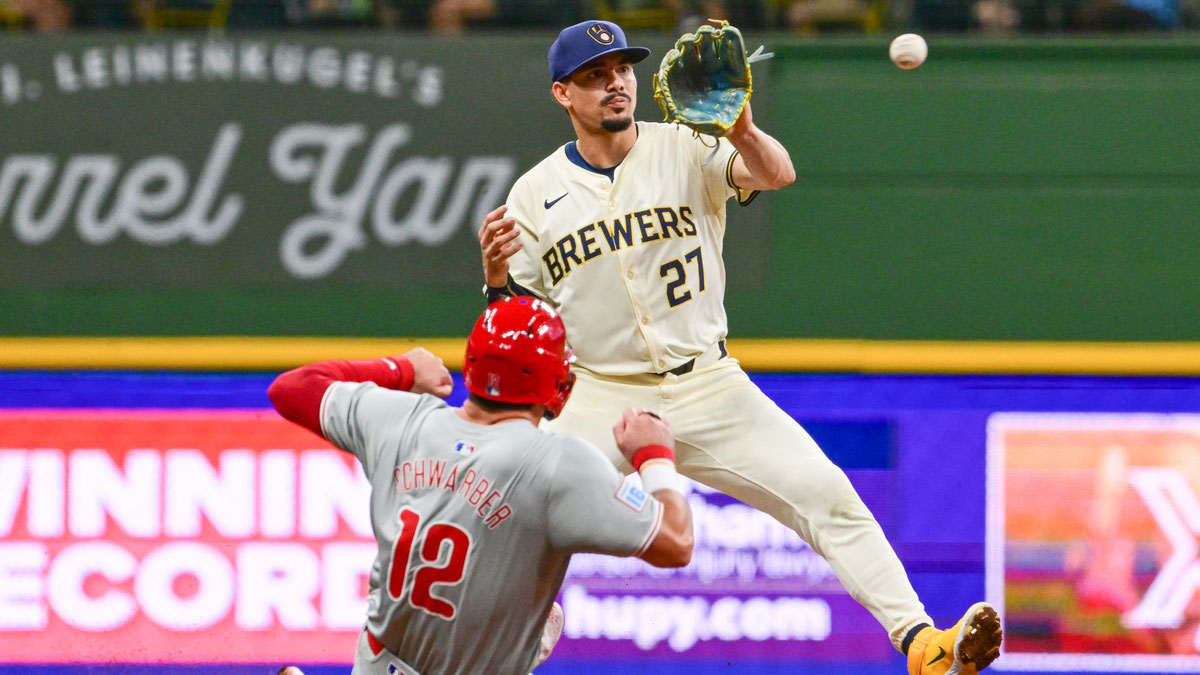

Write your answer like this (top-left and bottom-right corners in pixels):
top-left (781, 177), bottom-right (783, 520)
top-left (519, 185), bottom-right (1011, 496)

top-left (387, 507), bottom-right (473, 620)
top-left (660, 246), bottom-right (705, 307)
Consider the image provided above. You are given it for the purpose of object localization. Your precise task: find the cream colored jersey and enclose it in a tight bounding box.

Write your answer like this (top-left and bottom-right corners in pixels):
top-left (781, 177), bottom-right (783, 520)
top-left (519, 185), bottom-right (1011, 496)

top-left (507, 123), bottom-right (940, 656)
top-left (505, 122), bottom-right (749, 376)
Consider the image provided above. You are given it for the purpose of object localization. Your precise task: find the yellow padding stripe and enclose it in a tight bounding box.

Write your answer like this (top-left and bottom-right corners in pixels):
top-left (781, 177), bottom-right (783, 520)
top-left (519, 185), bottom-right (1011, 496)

top-left (729, 339), bottom-right (1200, 375)
top-left (3, 337), bottom-right (1200, 374)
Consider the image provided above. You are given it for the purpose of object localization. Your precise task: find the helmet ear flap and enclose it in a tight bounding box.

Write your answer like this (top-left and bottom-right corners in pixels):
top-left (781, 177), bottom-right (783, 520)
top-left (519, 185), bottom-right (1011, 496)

top-left (544, 369), bottom-right (576, 420)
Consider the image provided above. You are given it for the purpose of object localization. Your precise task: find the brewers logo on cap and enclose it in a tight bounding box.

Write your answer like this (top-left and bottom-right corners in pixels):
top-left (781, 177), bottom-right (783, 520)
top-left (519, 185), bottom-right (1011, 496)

top-left (548, 20), bottom-right (650, 82)
top-left (588, 24), bottom-right (615, 45)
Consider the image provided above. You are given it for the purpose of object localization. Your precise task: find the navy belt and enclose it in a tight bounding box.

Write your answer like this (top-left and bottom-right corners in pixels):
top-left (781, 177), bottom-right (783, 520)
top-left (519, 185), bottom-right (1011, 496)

top-left (663, 340), bottom-right (727, 376)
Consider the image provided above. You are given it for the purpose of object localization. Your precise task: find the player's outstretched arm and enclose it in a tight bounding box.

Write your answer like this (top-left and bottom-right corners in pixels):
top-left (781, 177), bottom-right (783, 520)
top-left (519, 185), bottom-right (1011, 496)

top-left (613, 409), bottom-right (694, 568)
top-left (726, 102), bottom-right (796, 193)
top-left (268, 349), bottom-right (451, 437)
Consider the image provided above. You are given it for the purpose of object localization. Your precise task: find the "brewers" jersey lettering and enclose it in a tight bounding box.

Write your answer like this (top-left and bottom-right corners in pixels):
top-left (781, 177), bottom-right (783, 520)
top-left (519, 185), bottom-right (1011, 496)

top-left (505, 122), bottom-right (738, 375)
top-left (542, 205), bottom-right (697, 286)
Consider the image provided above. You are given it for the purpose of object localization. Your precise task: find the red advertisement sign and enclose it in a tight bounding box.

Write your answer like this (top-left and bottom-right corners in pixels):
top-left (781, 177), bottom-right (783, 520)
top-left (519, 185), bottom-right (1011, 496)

top-left (1, 407), bottom-right (870, 666)
top-left (0, 410), bottom-right (370, 663)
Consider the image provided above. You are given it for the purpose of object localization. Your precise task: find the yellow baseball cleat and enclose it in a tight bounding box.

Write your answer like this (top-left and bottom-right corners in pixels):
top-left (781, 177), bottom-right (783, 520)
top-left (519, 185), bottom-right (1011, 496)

top-left (906, 602), bottom-right (1003, 675)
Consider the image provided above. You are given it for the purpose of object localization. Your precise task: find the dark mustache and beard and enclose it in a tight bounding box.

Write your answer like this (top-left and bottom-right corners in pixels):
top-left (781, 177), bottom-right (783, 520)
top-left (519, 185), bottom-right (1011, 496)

top-left (600, 93), bottom-right (633, 132)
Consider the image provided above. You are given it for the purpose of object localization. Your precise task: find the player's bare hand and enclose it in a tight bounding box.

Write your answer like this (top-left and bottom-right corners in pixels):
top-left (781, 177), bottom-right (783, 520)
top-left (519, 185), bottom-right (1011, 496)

top-left (403, 348), bottom-right (453, 398)
top-left (479, 204), bottom-right (523, 288)
top-left (613, 407), bottom-right (674, 463)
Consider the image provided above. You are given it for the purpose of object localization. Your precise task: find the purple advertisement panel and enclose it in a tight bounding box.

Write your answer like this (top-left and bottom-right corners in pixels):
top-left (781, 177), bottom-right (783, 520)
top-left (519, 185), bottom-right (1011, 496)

top-left (556, 479), bottom-right (891, 663)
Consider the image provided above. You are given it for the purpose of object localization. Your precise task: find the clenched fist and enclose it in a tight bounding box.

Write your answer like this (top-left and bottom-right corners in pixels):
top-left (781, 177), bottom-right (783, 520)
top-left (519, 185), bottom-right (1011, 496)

top-left (402, 348), bottom-right (453, 398)
top-left (613, 408), bottom-right (674, 464)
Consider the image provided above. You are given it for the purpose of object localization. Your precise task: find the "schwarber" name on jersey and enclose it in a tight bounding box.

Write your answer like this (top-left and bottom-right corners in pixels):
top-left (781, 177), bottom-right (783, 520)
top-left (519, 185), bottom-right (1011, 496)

top-left (393, 459), bottom-right (513, 530)
top-left (542, 205), bottom-right (698, 286)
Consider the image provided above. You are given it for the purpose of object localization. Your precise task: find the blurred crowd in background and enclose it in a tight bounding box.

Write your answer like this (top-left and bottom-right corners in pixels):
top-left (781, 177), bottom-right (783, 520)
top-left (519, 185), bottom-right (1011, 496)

top-left (2, 0), bottom-right (1196, 45)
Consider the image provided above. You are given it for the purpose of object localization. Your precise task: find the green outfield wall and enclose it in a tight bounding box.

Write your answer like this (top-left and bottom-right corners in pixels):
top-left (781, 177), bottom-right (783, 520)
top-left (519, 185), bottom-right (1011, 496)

top-left (761, 39), bottom-right (1200, 342)
top-left (1, 34), bottom-right (1197, 343)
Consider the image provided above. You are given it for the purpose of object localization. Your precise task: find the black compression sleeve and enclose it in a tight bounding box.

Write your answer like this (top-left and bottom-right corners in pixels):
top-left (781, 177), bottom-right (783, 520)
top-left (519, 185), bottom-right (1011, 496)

top-left (485, 275), bottom-right (535, 305)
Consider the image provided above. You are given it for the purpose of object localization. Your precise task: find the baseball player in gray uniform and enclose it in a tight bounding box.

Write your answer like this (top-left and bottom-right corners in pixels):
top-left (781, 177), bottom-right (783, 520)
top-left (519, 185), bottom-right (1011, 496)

top-left (268, 296), bottom-right (693, 675)
top-left (477, 19), bottom-right (1002, 675)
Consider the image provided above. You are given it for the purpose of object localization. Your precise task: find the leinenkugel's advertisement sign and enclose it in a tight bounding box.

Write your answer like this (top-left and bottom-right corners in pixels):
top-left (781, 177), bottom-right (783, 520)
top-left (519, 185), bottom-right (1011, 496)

top-left (0, 409), bottom-right (860, 664)
top-left (0, 36), bottom-right (559, 337)
top-left (0, 34), bottom-right (769, 338)
top-left (0, 36), bottom-right (524, 282)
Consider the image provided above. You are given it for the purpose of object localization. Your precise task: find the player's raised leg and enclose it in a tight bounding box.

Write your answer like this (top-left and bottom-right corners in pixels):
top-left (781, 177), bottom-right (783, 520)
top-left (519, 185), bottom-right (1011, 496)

top-left (663, 360), bottom-right (1003, 670)
top-left (665, 362), bottom-right (931, 643)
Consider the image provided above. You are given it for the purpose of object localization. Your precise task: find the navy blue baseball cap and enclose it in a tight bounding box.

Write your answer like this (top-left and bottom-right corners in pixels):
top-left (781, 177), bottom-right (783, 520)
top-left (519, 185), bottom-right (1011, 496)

top-left (548, 20), bottom-right (651, 82)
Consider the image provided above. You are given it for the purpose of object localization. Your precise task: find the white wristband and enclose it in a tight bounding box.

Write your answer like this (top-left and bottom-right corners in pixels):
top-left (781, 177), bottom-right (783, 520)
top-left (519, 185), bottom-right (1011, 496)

top-left (638, 459), bottom-right (679, 495)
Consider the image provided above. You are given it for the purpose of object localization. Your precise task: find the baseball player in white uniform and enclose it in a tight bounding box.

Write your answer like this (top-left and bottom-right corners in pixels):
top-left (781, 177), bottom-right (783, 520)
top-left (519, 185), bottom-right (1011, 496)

top-left (268, 297), bottom-right (693, 675)
top-left (478, 19), bottom-right (1003, 675)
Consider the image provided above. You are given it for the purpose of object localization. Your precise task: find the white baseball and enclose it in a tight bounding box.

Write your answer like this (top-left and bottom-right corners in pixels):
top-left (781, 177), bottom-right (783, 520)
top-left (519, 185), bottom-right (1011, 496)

top-left (889, 33), bottom-right (928, 70)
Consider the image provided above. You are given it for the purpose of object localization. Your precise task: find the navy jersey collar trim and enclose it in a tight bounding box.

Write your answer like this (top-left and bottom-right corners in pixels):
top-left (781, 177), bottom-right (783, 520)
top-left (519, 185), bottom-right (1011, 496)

top-left (565, 141), bottom-right (616, 180)
top-left (564, 124), bottom-right (639, 181)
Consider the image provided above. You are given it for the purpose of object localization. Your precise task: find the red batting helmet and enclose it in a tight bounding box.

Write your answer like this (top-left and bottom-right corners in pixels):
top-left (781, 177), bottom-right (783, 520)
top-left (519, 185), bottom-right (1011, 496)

top-left (464, 297), bottom-right (576, 419)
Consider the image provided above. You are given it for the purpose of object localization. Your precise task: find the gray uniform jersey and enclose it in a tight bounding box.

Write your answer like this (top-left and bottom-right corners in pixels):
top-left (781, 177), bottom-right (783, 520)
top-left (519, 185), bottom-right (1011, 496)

top-left (320, 381), bottom-right (664, 675)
